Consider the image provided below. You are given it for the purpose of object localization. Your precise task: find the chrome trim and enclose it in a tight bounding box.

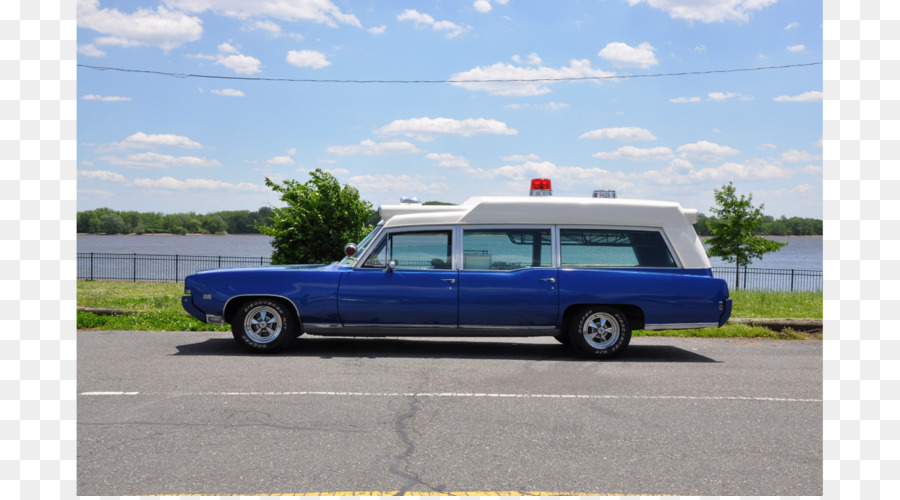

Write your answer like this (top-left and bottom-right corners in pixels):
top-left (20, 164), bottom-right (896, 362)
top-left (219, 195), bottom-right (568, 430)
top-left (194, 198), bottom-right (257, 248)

top-left (644, 323), bottom-right (718, 330)
top-left (205, 314), bottom-right (225, 325)
top-left (340, 323), bottom-right (459, 329)
top-left (304, 323), bottom-right (342, 329)
top-left (458, 325), bottom-right (556, 330)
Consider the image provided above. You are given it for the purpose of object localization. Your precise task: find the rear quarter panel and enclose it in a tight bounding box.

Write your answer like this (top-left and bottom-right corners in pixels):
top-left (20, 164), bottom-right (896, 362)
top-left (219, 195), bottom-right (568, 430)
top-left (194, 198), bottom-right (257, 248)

top-left (558, 268), bottom-right (729, 328)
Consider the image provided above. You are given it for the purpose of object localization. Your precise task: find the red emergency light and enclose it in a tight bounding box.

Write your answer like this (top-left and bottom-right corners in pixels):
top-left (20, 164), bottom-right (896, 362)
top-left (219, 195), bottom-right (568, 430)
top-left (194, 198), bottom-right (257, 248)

top-left (529, 178), bottom-right (552, 196)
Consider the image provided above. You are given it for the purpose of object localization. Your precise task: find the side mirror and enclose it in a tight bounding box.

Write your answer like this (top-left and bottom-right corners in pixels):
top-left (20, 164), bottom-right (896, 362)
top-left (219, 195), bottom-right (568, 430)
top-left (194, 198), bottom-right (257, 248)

top-left (386, 260), bottom-right (397, 272)
top-left (343, 243), bottom-right (357, 257)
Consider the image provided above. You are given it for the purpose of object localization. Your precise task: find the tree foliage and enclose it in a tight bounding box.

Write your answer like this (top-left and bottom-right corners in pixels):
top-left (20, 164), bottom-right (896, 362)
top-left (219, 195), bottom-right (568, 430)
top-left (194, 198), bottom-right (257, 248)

top-left (694, 213), bottom-right (822, 236)
top-left (705, 183), bottom-right (788, 289)
top-left (259, 169), bottom-right (373, 265)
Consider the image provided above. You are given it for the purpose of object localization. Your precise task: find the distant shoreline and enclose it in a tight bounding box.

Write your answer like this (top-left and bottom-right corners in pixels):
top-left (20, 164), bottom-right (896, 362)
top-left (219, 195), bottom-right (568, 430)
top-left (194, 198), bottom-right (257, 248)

top-left (77, 232), bottom-right (265, 237)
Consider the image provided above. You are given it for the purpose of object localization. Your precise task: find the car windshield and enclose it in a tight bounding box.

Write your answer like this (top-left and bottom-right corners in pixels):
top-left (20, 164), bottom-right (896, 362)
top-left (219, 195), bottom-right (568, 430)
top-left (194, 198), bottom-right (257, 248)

top-left (337, 224), bottom-right (383, 267)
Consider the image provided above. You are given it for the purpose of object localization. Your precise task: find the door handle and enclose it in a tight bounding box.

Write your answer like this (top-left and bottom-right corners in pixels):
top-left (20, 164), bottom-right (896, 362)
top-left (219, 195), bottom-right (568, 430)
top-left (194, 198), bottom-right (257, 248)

top-left (540, 278), bottom-right (556, 283)
top-left (440, 278), bottom-right (456, 284)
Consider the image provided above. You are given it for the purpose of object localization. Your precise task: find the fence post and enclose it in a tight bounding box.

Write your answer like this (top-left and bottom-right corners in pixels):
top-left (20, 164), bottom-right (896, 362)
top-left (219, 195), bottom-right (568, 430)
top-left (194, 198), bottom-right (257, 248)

top-left (133, 253), bottom-right (137, 282)
top-left (175, 254), bottom-right (179, 283)
top-left (90, 252), bottom-right (94, 281)
top-left (791, 269), bottom-right (795, 292)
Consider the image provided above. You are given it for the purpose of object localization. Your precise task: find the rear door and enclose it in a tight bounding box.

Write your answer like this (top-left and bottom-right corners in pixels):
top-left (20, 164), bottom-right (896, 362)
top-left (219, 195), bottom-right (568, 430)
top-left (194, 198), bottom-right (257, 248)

top-left (458, 228), bottom-right (559, 328)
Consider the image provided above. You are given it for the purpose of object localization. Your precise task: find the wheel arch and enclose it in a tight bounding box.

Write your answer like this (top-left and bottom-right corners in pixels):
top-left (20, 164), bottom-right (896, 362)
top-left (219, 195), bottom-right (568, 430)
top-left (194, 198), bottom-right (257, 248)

top-left (562, 303), bottom-right (645, 330)
top-left (223, 294), bottom-right (302, 326)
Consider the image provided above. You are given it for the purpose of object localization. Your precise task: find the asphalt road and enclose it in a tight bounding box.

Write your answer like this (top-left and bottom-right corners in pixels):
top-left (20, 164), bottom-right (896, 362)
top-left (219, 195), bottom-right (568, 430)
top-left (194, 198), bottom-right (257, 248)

top-left (77, 331), bottom-right (822, 496)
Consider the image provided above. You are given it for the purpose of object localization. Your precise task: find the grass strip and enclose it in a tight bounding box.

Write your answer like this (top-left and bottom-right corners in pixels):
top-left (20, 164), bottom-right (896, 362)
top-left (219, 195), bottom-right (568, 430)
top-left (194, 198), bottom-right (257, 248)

top-left (77, 280), bottom-right (823, 337)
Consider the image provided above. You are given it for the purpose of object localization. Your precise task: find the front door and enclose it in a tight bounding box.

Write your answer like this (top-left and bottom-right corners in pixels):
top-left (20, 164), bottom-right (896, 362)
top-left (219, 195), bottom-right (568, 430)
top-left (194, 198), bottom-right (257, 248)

top-left (338, 230), bottom-right (458, 327)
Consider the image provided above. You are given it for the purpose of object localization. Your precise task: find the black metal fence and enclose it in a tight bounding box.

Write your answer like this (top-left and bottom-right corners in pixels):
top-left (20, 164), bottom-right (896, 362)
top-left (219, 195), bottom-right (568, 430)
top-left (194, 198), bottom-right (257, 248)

top-left (77, 252), bottom-right (272, 283)
top-left (712, 266), bottom-right (822, 292)
top-left (76, 252), bottom-right (823, 292)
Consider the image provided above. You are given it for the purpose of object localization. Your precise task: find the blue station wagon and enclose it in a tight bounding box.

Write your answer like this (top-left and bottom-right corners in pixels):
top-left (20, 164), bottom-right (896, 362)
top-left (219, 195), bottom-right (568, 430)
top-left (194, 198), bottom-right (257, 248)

top-left (182, 195), bottom-right (732, 359)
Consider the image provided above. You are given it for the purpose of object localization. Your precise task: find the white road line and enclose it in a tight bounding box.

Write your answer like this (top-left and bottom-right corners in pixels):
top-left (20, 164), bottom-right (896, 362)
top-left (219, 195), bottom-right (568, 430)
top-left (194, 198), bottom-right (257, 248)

top-left (79, 391), bottom-right (821, 403)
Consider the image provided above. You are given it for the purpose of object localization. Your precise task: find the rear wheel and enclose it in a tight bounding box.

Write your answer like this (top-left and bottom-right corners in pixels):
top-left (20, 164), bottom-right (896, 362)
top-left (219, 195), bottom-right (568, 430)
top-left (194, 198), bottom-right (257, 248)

top-left (231, 298), bottom-right (298, 353)
top-left (568, 306), bottom-right (631, 359)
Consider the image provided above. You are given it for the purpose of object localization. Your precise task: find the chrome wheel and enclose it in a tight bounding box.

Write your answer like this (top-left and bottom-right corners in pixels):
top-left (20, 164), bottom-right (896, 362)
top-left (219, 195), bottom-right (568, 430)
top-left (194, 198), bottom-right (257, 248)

top-left (232, 298), bottom-right (298, 352)
top-left (581, 311), bottom-right (620, 350)
top-left (243, 305), bottom-right (284, 344)
top-left (568, 306), bottom-right (631, 359)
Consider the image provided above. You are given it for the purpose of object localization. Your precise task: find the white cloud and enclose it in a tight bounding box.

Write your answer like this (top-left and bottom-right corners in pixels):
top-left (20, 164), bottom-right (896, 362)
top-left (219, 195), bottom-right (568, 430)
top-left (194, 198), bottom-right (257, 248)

top-left (474, 0), bottom-right (492, 13)
top-left (376, 117), bottom-right (518, 141)
top-left (544, 101), bottom-right (570, 110)
top-left (676, 141), bottom-right (740, 163)
top-left (397, 9), bottom-right (469, 38)
top-left (694, 44), bottom-right (707, 54)
top-left (512, 53), bottom-right (543, 65)
top-left (214, 44), bottom-right (262, 74)
top-left (349, 174), bottom-right (449, 194)
top-left (579, 127), bottom-right (657, 142)
top-left (82, 94), bottom-right (132, 102)
top-left (78, 170), bottom-right (127, 182)
top-left (707, 91), bottom-right (752, 101)
top-left (785, 22), bottom-right (800, 30)
top-left (132, 176), bottom-right (267, 192)
top-left (286, 50), bottom-right (331, 69)
top-left (781, 149), bottom-right (820, 163)
top-left (367, 25), bottom-right (386, 35)
top-left (327, 139), bottom-right (421, 156)
top-left (501, 154), bottom-right (541, 163)
top-left (77, 0), bottom-right (203, 51)
top-left (625, 0), bottom-right (778, 24)
top-left (267, 155), bottom-right (294, 165)
top-left (243, 20), bottom-right (305, 40)
top-left (109, 132), bottom-right (203, 150)
top-left (597, 42), bottom-right (659, 69)
top-left (427, 153), bottom-right (471, 168)
top-left (162, 0), bottom-right (362, 28)
top-left (786, 44), bottom-right (805, 52)
top-left (773, 91), bottom-right (823, 102)
top-left (100, 152), bottom-right (222, 169)
top-left (593, 146), bottom-right (674, 161)
top-left (670, 96), bottom-right (701, 103)
top-left (210, 88), bottom-right (245, 97)
top-left (450, 59), bottom-right (616, 96)
top-left (696, 160), bottom-right (789, 180)
top-left (78, 44), bottom-right (106, 57)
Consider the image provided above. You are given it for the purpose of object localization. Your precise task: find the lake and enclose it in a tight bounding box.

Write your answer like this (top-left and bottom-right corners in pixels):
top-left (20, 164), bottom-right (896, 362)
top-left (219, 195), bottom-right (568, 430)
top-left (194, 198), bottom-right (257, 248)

top-left (77, 234), bottom-right (823, 271)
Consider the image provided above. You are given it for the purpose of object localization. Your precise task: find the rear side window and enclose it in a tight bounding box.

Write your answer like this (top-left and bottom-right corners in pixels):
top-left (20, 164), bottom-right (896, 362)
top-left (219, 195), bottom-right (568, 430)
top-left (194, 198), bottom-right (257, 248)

top-left (463, 229), bottom-right (552, 270)
top-left (560, 228), bottom-right (677, 268)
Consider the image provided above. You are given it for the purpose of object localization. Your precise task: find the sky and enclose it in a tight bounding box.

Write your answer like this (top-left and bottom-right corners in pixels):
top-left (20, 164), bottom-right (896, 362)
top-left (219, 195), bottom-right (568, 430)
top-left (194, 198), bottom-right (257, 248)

top-left (75, 0), bottom-right (823, 218)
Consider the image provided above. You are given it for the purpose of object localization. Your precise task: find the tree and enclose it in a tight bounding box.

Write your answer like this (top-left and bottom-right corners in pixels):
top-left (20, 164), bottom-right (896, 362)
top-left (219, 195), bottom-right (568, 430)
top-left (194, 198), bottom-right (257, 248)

top-left (259, 169), bottom-right (373, 264)
top-left (706, 182), bottom-right (787, 290)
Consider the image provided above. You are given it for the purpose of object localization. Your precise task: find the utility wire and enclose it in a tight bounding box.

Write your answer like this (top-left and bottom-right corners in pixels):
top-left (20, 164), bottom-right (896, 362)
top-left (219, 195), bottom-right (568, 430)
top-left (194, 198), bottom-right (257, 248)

top-left (77, 61), bottom-right (822, 84)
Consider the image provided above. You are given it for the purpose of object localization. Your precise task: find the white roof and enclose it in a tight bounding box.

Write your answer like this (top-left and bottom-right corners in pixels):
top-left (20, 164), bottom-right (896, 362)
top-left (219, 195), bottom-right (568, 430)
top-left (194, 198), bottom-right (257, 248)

top-left (380, 196), bottom-right (698, 227)
top-left (378, 196), bottom-right (711, 269)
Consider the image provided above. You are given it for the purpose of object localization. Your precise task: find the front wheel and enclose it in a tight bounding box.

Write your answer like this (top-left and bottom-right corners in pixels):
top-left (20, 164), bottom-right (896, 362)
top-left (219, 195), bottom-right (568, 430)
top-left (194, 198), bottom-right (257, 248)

top-left (568, 306), bottom-right (631, 359)
top-left (231, 298), bottom-right (298, 353)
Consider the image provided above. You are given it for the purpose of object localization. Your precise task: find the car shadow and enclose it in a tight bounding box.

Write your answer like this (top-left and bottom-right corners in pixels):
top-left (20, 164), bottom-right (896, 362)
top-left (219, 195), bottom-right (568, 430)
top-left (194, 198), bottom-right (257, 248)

top-left (174, 336), bottom-right (718, 363)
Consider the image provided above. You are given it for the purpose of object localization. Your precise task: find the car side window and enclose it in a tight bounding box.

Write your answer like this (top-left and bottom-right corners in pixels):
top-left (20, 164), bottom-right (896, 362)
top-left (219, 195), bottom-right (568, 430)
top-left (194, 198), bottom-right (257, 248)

top-left (560, 228), bottom-right (677, 267)
top-left (462, 229), bottom-right (552, 270)
top-left (366, 230), bottom-right (453, 270)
